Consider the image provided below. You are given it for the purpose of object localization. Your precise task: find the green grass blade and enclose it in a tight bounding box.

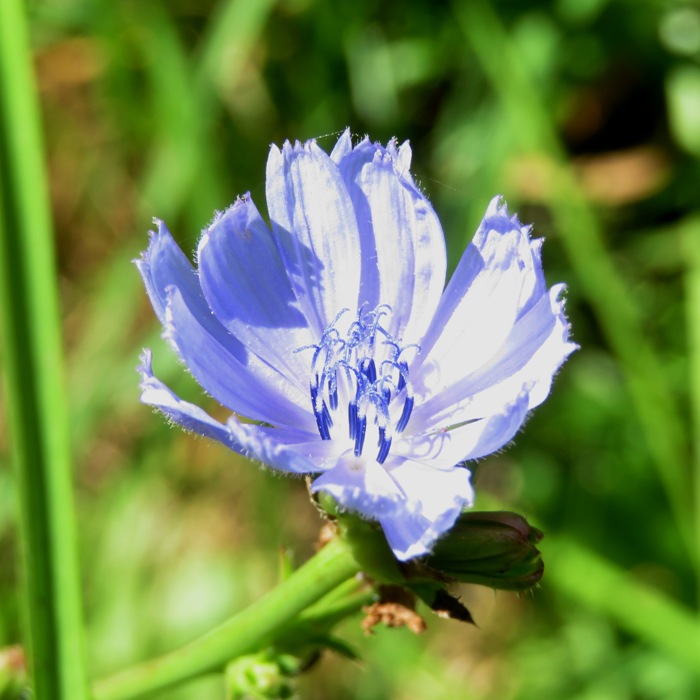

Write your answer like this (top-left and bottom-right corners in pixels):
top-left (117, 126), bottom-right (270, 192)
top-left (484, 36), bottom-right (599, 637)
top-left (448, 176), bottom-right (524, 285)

top-left (548, 538), bottom-right (700, 673)
top-left (682, 215), bottom-right (700, 607)
top-left (0, 1), bottom-right (88, 698)
top-left (138, 0), bottom-right (278, 224)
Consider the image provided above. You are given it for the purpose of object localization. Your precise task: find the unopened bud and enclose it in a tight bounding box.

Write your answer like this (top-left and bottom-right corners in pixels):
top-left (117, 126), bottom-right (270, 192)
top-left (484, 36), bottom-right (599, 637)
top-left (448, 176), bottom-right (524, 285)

top-left (423, 511), bottom-right (544, 591)
top-left (225, 651), bottom-right (298, 700)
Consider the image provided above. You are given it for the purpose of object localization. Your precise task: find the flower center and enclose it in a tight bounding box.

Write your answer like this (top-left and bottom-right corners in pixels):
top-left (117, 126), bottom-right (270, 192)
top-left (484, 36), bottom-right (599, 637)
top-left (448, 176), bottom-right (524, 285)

top-left (299, 306), bottom-right (417, 464)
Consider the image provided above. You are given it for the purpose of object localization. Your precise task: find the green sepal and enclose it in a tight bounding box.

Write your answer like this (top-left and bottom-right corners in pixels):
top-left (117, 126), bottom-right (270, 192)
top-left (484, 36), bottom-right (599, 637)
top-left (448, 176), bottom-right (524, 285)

top-left (314, 492), bottom-right (405, 585)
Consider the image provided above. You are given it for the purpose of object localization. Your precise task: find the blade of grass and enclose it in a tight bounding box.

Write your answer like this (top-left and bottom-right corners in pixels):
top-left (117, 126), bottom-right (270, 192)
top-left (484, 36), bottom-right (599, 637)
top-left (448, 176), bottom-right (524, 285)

top-left (681, 215), bottom-right (700, 609)
top-left (454, 0), bottom-right (694, 569)
top-left (0, 0), bottom-right (88, 698)
top-left (547, 537), bottom-right (700, 674)
top-left (138, 0), bottom-right (279, 224)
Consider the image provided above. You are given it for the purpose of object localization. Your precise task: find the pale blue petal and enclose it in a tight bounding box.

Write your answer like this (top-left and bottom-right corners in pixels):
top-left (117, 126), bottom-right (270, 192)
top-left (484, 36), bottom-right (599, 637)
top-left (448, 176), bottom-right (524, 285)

top-left (313, 454), bottom-right (473, 561)
top-left (136, 219), bottom-right (203, 326)
top-left (198, 194), bottom-right (313, 391)
top-left (396, 388), bottom-right (531, 466)
top-left (457, 387), bottom-right (533, 460)
top-left (310, 454), bottom-right (404, 518)
top-left (138, 350), bottom-right (239, 451)
top-left (227, 418), bottom-right (347, 474)
top-left (138, 222), bottom-right (314, 428)
top-left (165, 286), bottom-right (315, 430)
top-left (379, 460), bottom-right (473, 561)
top-left (414, 285), bottom-right (575, 432)
top-left (137, 220), bottom-right (254, 368)
top-left (335, 137), bottom-right (446, 344)
top-left (265, 139), bottom-right (362, 335)
top-left (329, 128), bottom-right (352, 164)
top-left (414, 197), bottom-right (552, 401)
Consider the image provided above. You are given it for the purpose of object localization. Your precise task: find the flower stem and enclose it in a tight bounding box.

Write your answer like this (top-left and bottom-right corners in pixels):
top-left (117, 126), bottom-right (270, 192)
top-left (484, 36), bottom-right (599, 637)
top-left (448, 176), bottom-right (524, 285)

top-left (0, 1), bottom-right (88, 698)
top-left (93, 538), bottom-right (361, 700)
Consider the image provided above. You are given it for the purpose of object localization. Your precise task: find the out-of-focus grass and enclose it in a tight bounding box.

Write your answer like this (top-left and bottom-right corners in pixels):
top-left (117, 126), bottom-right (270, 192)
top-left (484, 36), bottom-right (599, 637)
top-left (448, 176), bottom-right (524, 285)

top-left (1, 0), bottom-right (699, 697)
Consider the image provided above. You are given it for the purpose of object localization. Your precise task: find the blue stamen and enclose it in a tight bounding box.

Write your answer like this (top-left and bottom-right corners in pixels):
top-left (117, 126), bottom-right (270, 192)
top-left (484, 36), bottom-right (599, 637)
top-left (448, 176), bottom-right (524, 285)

top-left (354, 415), bottom-right (367, 456)
top-left (321, 401), bottom-right (333, 431)
top-left (310, 380), bottom-right (331, 440)
top-left (364, 358), bottom-right (377, 383)
top-left (301, 305), bottom-right (418, 457)
top-left (381, 384), bottom-right (391, 405)
top-left (377, 429), bottom-right (392, 464)
top-left (348, 401), bottom-right (357, 440)
top-left (397, 360), bottom-right (408, 391)
top-left (328, 375), bottom-right (339, 411)
top-left (396, 395), bottom-right (414, 433)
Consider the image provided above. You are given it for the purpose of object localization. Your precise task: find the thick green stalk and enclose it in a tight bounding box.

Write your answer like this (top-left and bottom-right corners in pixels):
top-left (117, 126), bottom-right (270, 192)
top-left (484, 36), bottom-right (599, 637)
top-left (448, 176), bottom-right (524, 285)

top-left (0, 1), bottom-right (88, 698)
top-left (93, 538), bottom-right (361, 700)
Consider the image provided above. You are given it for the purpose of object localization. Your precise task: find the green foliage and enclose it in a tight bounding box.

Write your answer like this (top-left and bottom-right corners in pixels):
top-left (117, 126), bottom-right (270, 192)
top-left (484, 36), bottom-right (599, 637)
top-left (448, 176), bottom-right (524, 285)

top-left (1, 0), bottom-right (699, 697)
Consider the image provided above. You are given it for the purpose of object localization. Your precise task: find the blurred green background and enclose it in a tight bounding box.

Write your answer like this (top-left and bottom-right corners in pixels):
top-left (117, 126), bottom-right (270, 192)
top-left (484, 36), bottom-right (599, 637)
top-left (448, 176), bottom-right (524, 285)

top-left (2, 0), bottom-right (700, 697)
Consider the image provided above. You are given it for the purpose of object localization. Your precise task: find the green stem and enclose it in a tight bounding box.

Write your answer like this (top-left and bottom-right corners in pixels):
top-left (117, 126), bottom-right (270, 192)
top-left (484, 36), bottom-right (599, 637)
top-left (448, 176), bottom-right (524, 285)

top-left (0, 1), bottom-right (88, 698)
top-left (93, 538), bottom-right (361, 700)
top-left (282, 576), bottom-right (376, 638)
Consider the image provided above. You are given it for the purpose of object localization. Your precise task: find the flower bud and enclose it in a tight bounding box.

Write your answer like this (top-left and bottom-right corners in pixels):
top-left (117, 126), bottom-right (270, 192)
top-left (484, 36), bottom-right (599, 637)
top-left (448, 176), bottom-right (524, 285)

top-left (225, 651), bottom-right (298, 700)
top-left (423, 511), bottom-right (544, 591)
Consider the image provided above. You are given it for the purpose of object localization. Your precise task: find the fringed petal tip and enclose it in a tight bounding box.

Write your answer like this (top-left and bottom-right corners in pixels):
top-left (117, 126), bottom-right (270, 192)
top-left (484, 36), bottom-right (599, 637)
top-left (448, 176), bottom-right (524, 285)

top-left (161, 285), bottom-right (181, 352)
top-left (145, 217), bottom-right (168, 240)
top-left (479, 196), bottom-right (531, 239)
top-left (203, 192), bottom-right (253, 233)
top-left (344, 133), bottom-right (412, 176)
top-left (285, 129), bottom-right (413, 180)
top-left (277, 137), bottom-right (325, 158)
top-left (134, 220), bottom-right (166, 271)
top-left (483, 194), bottom-right (516, 221)
top-left (136, 348), bottom-right (154, 390)
top-left (137, 347), bottom-right (241, 451)
top-left (330, 128), bottom-right (352, 162)
top-left (551, 283), bottom-right (580, 355)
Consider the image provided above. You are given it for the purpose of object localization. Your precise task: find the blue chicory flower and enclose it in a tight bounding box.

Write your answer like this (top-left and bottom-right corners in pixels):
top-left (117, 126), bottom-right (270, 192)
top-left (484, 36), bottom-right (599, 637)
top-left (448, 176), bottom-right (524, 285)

top-left (137, 130), bottom-right (576, 561)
